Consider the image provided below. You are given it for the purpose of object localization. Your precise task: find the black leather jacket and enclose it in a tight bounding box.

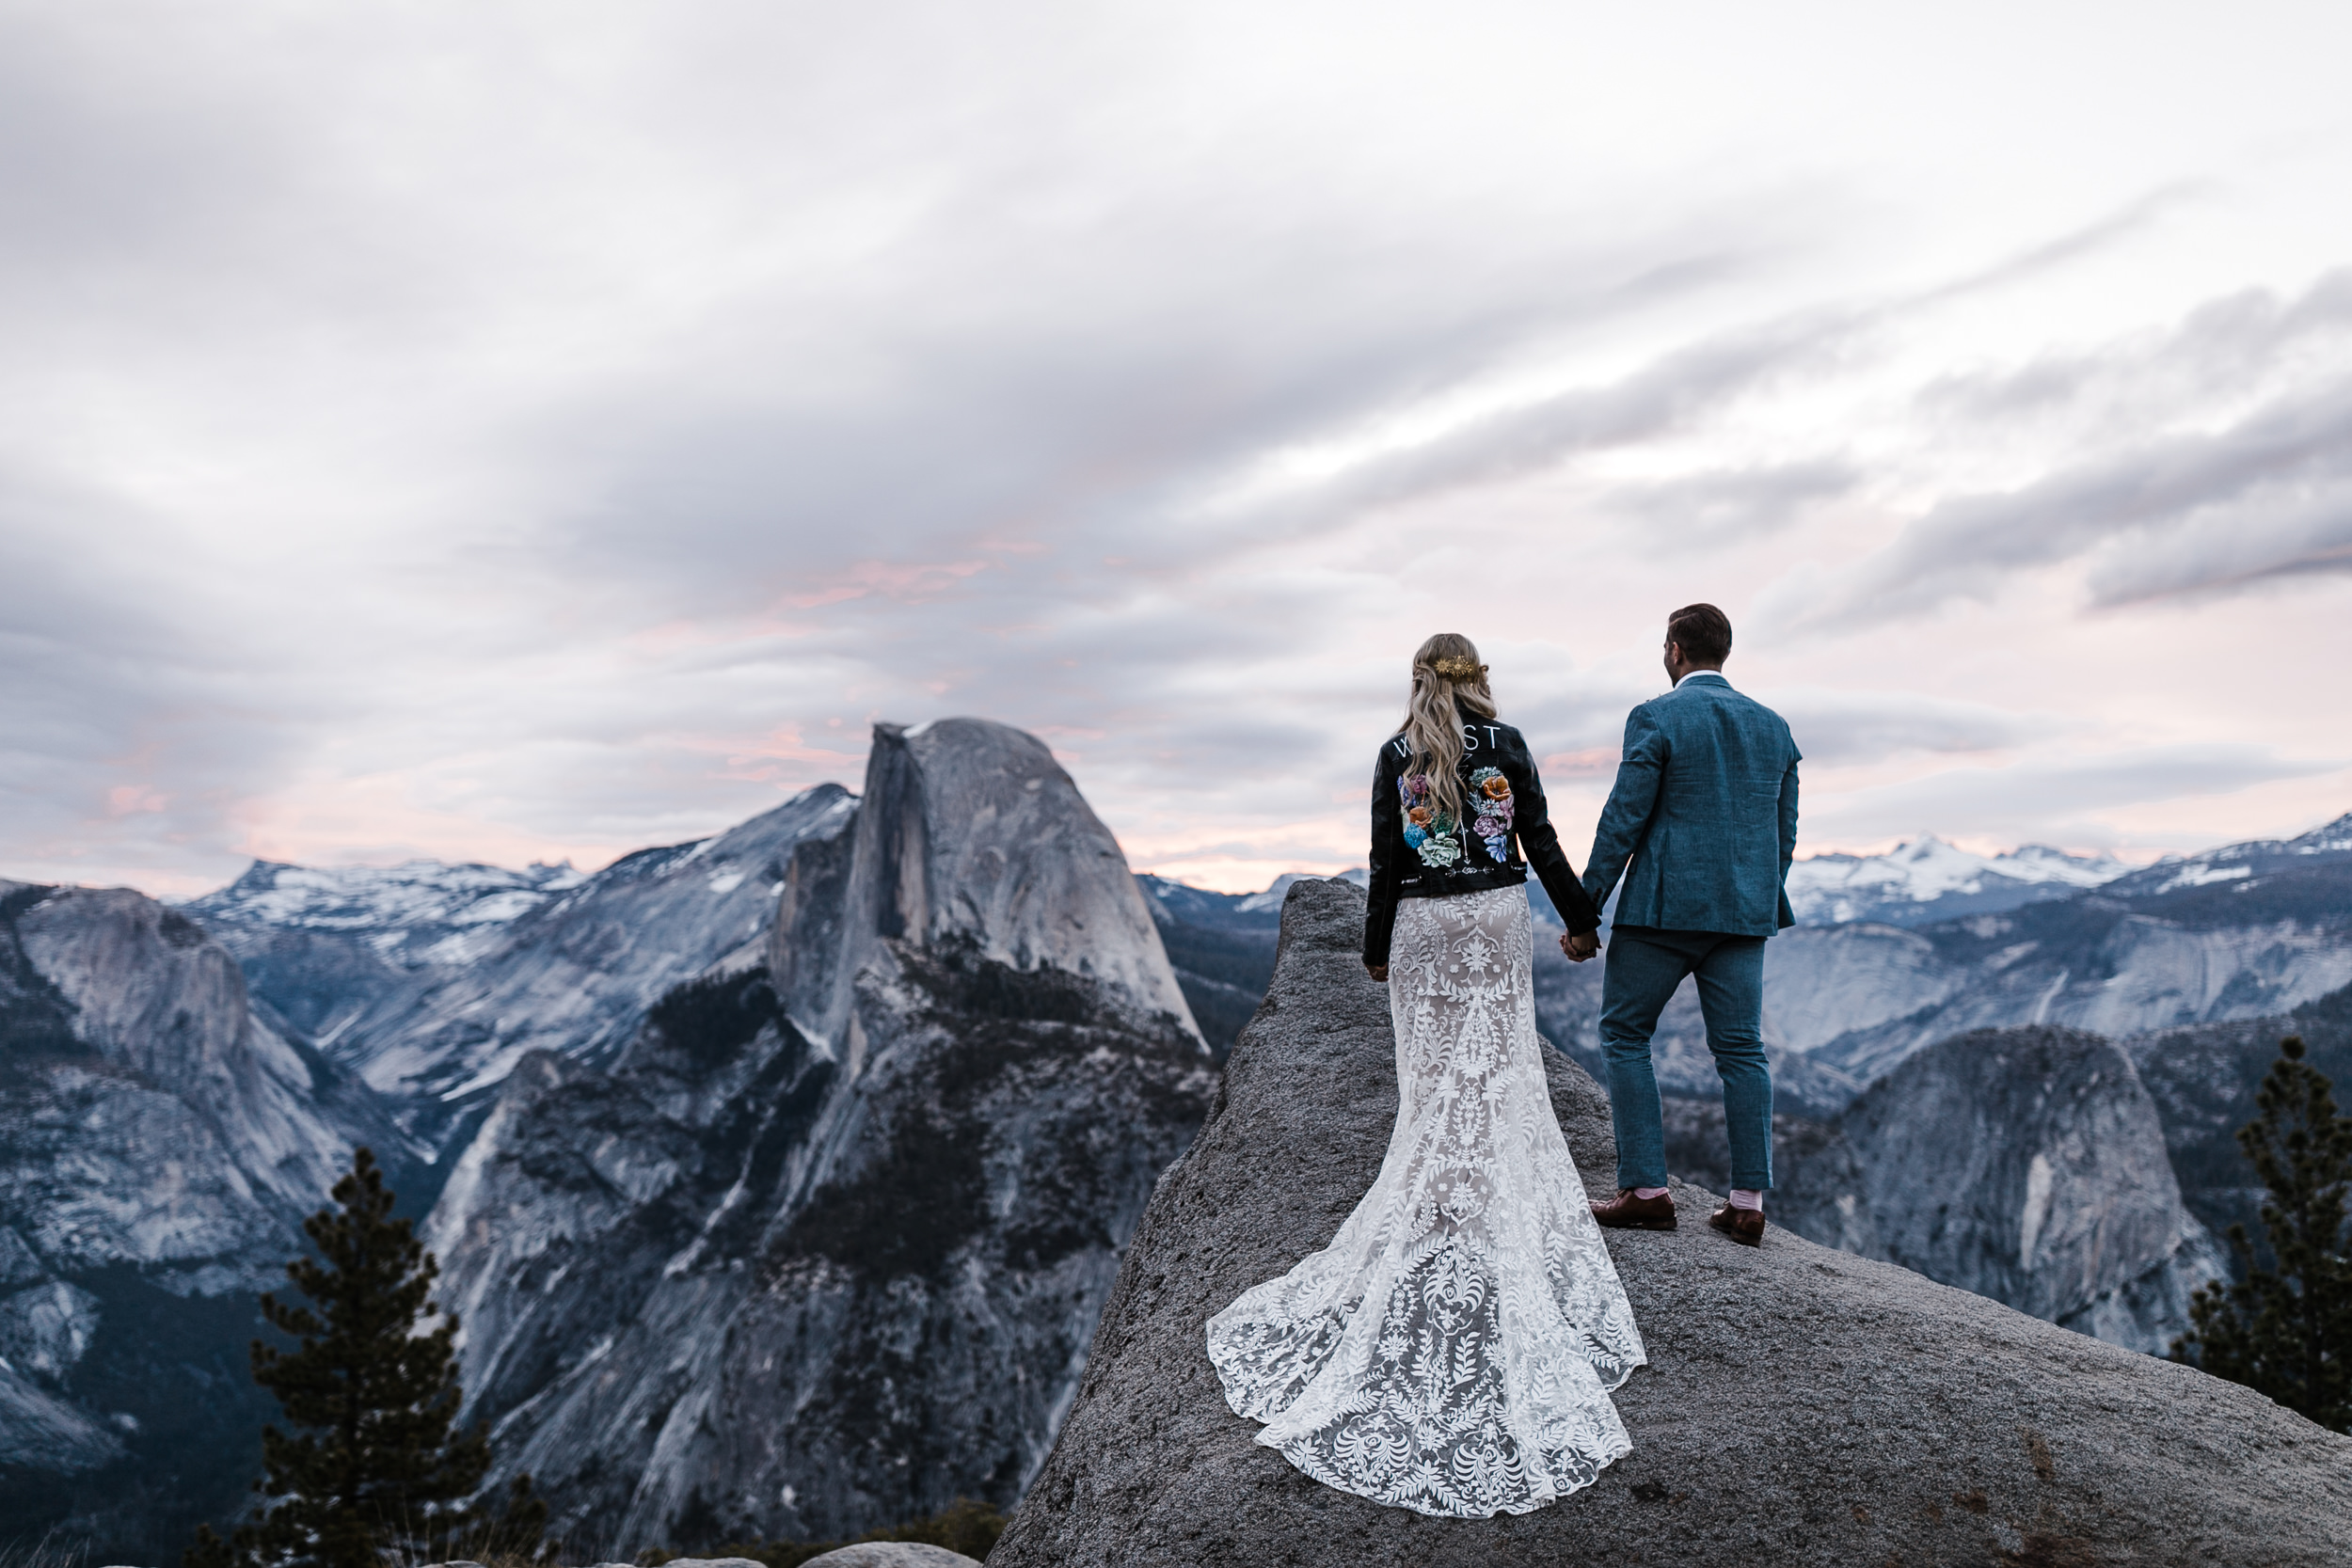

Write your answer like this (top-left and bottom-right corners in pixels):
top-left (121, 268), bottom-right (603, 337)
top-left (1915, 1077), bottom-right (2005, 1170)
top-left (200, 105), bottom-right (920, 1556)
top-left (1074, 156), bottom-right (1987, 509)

top-left (1364, 711), bottom-right (1602, 965)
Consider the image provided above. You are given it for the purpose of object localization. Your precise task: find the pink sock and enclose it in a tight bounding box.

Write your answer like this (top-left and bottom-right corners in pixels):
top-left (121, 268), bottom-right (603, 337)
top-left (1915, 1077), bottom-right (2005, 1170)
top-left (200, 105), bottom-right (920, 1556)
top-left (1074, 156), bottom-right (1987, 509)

top-left (1729, 1189), bottom-right (1763, 1212)
top-left (1634, 1186), bottom-right (1668, 1200)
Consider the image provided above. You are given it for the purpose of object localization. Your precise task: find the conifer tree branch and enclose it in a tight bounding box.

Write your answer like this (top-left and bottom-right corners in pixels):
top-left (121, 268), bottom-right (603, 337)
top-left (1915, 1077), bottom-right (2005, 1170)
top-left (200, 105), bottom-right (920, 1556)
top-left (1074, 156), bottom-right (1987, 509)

top-left (184, 1146), bottom-right (531, 1568)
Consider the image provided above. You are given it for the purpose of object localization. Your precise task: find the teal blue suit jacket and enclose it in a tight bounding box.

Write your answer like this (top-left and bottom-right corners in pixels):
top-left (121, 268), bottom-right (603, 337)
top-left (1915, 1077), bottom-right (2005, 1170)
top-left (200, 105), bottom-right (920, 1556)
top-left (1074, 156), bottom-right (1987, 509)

top-left (1581, 672), bottom-right (1801, 936)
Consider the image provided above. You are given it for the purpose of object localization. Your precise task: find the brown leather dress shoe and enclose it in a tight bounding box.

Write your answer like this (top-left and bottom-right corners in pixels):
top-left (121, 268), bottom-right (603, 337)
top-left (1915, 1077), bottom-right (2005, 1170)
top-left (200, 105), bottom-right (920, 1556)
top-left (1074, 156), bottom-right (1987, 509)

top-left (1708, 1203), bottom-right (1766, 1246)
top-left (1590, 1189), bottom-right (1677, 1230)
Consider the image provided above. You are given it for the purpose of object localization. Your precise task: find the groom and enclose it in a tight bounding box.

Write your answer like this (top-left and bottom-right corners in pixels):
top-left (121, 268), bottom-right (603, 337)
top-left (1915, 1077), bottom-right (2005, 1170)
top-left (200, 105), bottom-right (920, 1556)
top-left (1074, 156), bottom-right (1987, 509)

top-left (1564, 603), bottom-right (1800, 1246)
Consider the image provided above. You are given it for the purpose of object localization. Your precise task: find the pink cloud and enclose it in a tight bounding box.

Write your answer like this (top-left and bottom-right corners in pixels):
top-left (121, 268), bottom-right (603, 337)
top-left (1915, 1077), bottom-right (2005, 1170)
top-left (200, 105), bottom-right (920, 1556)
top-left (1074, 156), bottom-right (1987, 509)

top-left (1542, 748), bottom-right (1620, 779)
top-left (103, 785), bottom-right (170, 816)
top-left (782, 559), bottom-right (991, 609)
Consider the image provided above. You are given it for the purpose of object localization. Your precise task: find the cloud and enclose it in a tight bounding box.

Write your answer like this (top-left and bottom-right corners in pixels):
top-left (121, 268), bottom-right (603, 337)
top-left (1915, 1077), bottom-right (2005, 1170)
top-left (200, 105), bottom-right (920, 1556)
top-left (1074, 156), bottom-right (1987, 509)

top-left (1913, 182), bottom-right (2209, 310)
top-left (4, 4), bottom-right (2351, 895)
top-left (1762, 271), bottom-right (2352, 629)
top-left (1188, 307), bottom-right (1860, 546)
top-left (1600, 459), bottom-right (1860, 544)
top-left (1760, 688), bottom-right (2061, 766)
top-left (2082, 462), bottom-right (2352, 604)
top-left (1805, 745), bottom-right (2344, 847)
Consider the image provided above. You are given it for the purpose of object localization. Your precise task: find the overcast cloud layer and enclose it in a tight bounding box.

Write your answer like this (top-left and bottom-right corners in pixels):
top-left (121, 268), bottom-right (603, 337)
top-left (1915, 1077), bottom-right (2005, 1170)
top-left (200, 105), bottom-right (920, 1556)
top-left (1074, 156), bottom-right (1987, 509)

top-left (6, 1), bottom-right (2352, 895)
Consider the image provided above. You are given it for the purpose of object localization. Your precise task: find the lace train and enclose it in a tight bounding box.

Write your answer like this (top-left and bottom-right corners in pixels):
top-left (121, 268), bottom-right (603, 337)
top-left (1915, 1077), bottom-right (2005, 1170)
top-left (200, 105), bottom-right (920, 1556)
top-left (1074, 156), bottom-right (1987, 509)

top-left (1205, 885), bottom-right (1647, 1516)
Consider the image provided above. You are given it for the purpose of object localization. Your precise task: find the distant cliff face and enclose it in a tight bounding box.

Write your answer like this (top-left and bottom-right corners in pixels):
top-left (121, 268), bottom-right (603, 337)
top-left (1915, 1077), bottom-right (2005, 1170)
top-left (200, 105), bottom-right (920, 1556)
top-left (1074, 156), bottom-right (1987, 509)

top-left (0, 880), bottom-right (397, 1562)
top-left (1775, 1025), bottom-right (2224, 1353)
top-left (8, 884), bottom-right (394, 1228)
top-left (424, 720), bottom-right (1216, 1551)
top-left (201, 787), bottom-right (858, 1154)
top-left (183, 858), bottom-right (585, 1043)
top-left (777, 721), bottom-right (1198, 1053)
top-left (991, 879), bottom-right (2352, 1568)
top-left (1802, 818), bottom-right (2352, 1085)
top-left (2126, 980), bottom-right (2352, 1256)
top-left (1530, 825), bottom-right (2352, 1112)
top-left (1134, 877), bottom-right (1282, 1059)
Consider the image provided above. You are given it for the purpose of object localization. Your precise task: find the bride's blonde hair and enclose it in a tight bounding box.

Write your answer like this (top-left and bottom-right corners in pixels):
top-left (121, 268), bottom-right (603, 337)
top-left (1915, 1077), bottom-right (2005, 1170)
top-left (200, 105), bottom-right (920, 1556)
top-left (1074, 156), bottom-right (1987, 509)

top-left (1398, 633), bottom-right (1496, 824)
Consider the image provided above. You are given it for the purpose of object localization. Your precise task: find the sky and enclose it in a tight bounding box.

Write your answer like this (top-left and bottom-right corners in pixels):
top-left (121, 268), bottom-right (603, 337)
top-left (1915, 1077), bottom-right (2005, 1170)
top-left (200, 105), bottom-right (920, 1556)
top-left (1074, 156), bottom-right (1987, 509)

top-left (6, 1), bottom-right (2352, 897)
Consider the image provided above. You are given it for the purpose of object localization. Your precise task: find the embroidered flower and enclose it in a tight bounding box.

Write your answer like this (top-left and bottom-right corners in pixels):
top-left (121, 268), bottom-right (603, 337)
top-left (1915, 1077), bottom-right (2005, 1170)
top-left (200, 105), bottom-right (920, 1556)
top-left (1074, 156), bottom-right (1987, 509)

top-left (1399, 773), bottom-right (1467, 868)
top-left (1466, 768), bottom-right (1515, 863)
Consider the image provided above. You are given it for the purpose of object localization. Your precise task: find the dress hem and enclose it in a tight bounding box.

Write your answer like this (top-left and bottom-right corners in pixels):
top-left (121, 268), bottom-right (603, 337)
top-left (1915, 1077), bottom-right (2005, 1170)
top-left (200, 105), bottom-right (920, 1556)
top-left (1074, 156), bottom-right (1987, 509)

top-left (1207, 1346), bottom-right (1651, 1517)
top-left (1251, 1422), bottom-right (1637, 1518)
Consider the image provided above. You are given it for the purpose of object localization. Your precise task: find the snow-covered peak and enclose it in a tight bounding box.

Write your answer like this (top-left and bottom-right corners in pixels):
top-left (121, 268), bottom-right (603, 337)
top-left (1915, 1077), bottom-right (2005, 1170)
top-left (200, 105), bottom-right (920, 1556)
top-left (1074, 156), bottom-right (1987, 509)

top-left (1786, 836), bottom-right (2128, 927)
top-left (2290, 811), bottom-right (2352, 856)
top-left (1796, 836), bottom-right (2002, 900)
top-left (2105, 810), bottom-right (2352, 897)
top-left (1994, 843), bottom-right (2136, 887)
top-left (187, 858), bottom-right (586, 935)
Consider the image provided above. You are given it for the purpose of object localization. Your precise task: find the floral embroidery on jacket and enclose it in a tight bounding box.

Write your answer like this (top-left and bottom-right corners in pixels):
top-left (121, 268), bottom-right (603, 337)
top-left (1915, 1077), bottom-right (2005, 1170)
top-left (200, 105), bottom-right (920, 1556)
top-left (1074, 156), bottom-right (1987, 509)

top-left (1399, 773), bottom-right (1464, 868)
top-left (1469, 766), bottom-right (1514, 863)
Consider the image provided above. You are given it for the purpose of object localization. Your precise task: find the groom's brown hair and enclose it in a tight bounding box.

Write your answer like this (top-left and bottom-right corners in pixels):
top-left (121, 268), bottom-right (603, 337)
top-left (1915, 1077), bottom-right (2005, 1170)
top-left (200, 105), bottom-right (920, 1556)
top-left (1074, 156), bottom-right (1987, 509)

top-left (1666, 603), bottom-right (1732, 666)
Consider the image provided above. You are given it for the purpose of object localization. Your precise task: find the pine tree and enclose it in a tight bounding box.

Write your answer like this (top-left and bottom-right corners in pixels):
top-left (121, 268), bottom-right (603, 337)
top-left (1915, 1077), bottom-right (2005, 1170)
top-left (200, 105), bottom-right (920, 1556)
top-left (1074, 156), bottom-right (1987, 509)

top-left (186, 1148), bottom-right (547, 1568)
top-left (2171, 1035), bottom-right (2352, 1433)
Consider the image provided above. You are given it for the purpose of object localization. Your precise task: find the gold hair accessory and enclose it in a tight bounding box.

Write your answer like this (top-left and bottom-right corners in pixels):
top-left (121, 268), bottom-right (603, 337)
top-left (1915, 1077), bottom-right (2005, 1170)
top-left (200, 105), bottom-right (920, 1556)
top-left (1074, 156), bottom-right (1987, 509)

top-left (1429, 657), bottom-right (1488, 680)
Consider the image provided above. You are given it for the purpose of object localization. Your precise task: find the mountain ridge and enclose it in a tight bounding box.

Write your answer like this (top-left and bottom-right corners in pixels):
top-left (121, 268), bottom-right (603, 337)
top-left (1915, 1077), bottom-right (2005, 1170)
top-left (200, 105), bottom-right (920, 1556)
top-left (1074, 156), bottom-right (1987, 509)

top-left (423, 719), bottom-right (1215, 1548)
top-left (1784, 834), bottom-right (2127, 927)
top-left (0, 879), bottom-right (405, 1560)
top-left (191, 787), bottom-right (859, 1156)
top-left (12, 784), bottom-right (2350, 1557)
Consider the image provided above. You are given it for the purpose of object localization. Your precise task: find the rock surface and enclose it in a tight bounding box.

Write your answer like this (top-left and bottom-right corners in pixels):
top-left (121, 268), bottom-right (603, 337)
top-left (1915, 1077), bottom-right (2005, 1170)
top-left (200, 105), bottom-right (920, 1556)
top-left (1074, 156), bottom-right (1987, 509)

top-left (1774, 1025), bottom-right (2224, 1353)
top-left (0, 880), bottom-right (400, 1560)
top-left (1134, 875), bottom-right (1284, 1058)
top-left (425, 721), bottom-right (1217, 1550)
top-left (1531, 816), bottom-right (2352, 1110)
top-left (800, 1545), bottom-right (982, 1567)
top-left (2124, 980), bottom-right (2352, 1259)
top-left (993, 877), bottom-right (2352, 1568)
top-left (198, 787), bottom-right (859, 1154)
top-left (776, 721), bottom-right (1198, 1053)
top-left (0, 1360), bottom-right (122, 1473)
top-left (1804, 822), bottom-right (2352, 1085)
top-left (4, 883), bottom-right (398, 1235)
top-left (183, 857), bottom-right (586, 1042)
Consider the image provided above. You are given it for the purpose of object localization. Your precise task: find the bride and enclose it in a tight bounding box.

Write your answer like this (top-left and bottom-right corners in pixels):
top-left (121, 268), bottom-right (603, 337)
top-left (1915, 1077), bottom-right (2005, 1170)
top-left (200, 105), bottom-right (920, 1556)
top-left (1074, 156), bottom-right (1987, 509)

top-left (1204, 633), bottom-right (1648, 1517)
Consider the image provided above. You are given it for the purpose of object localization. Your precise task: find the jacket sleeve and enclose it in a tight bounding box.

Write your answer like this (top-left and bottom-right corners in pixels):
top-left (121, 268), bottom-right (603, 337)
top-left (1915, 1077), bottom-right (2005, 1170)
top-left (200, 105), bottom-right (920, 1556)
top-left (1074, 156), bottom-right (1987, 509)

top-left (1364, 748), bottom-right (1404, 967)
top-left (1775, 738), bottom-right (1802, 929)
top-left (1507, 739), bottom-right (1601, 936)
top-left (1581, 703), bottom-right (1668, 911)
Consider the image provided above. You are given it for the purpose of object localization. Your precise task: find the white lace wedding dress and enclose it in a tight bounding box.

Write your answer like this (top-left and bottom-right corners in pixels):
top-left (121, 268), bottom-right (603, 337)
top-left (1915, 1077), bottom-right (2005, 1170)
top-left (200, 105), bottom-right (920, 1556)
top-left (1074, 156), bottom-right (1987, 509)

top-left (1205, 885), bottom-right (1647, 1517)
